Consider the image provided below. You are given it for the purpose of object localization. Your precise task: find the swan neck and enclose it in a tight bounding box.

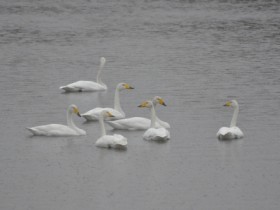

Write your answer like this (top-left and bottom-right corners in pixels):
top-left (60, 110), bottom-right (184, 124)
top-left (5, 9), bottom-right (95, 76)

top-left (96, 61), bottom-right (106, 86)
top-left (99, 114), bottom-right (106, 137)
top-left (67, 109), bottom-right (78, 130)
top-left (114, 88), bottom-right (124, 115)
top-left (230, 105), bottom-right (239, 127)
top-left (150, 104), bottom-right (157, 128)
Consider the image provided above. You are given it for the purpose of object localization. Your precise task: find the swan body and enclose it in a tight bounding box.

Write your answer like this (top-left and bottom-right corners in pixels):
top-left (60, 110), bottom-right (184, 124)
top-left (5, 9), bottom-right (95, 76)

top-left (27, 105), bottom-right (86, 136)
top-left (217, 127), bottom-right (243, 140)
top-left (60, 57), bottom-right (107, 92)
top-left (106, 96), bottom-right (170, 130)
top-left (143, 127), bottom-right (170, 141)
top-left (139, 100), bottom-right (170, 141)
top-left (81, 83), bottom-right (134, 121)
top-left (217, 100), bottom-right (244, 140)
top-left (95, 111), bottom-right (127, 149)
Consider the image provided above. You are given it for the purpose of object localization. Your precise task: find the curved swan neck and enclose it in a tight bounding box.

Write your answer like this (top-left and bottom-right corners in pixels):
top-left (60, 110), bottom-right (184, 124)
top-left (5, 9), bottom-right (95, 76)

top-left (99, 114), bottom-right (106, 137)
top-left (150, 103), bottom-right (157, 128)
top-left (114, 87), bottom-right (124, 115)
top-left (67, 108), bottom-right (78, 130)
top-left (230, 104), bottom-right (239, 127)
top-left (96, 59), bottom-right (106, 87)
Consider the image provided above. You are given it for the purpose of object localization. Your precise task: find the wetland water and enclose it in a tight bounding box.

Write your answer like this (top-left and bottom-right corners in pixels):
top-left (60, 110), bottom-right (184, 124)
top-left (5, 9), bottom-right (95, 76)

top-left (0, 0), bottom-right (280, 209)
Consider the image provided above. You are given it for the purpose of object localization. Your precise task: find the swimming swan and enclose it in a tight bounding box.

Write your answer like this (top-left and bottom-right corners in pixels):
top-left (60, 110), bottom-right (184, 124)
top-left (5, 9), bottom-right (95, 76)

top-left (138, 100), bottom-right (170, 141)
top-left (216, 100), bottom-right (244, 140)
top-left (60, 57), bottom-right (107, 92)
top-left (95, 110), bottom-right (128, 149)
top-left (106, 96), bottom-right (170, 130)
top-left (81, 83), bottom-right (134, 121)
top-left (27, 104), bottom-right (86, 136)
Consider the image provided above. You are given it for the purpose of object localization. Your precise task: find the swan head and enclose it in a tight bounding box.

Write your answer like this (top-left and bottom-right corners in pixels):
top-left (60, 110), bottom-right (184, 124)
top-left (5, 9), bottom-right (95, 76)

top-left (69, 104), bottom-right (81, 117)
top-left (153, 96), bottom-right (167, 106)
top-left (224, 100), bottom-right (238, 108)
top-left (117, 83), bottom-right (134, 91)
top-left (138, 100), bottom-right (153, 108)
top-left (100, 57), bottom-right (106, 65)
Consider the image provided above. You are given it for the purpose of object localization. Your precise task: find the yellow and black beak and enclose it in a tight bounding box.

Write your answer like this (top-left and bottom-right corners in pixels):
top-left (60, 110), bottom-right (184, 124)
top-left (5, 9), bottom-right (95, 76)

top-left (124, 83), bottom-right (134, 89)
top-left (73, 107), bottom-right (81, 117)
top-left (224, 101), bottom-right (232, 107)
top-left (158, 98), bottom-right (167, 106)
top-left (106, 111), bottom-right (115, 117)
top-left (138, 101), bottom-right (149, 108)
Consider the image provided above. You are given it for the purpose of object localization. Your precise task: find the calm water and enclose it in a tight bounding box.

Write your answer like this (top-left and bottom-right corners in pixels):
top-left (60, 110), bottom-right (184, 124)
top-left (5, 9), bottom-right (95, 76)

top-left (0, 0), bottom-right (280, 209)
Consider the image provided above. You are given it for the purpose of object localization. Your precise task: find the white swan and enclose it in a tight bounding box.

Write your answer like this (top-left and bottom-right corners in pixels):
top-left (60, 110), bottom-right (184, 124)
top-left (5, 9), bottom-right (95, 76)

top-left (217, 100), bottom-right (244, 140)
top-left (27, 104), bottom-right (86, 136)
top-left (138, 101), bottom-right (170, 141)
top-left (95, 110), bottom-right (128, 149)
top-left (106, 96), bottom-right (170, 130)
top-left (60, 57), bottom-right (107, 92)
top-left (81, 83), bottom-right (134, 121)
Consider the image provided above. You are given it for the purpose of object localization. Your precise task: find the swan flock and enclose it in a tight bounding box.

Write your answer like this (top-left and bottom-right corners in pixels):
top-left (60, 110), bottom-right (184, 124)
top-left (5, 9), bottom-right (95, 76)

top-left (27, 56), bottom-right (244, 149)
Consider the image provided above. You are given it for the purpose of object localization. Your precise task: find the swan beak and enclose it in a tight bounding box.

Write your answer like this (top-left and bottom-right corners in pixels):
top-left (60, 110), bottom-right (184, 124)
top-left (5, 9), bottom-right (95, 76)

top-left (138, 101), bottom-right (149, 108)
top-left (73, 107), bottom-right (81, 117)
top-left (158, 98), bottom-right (167, 106)
top-left (107, 111), bottom-right (115, 117)
top-left (224, 101), bottom-right (232, 107)
top-left (124, 83), bottom-right (134, 89)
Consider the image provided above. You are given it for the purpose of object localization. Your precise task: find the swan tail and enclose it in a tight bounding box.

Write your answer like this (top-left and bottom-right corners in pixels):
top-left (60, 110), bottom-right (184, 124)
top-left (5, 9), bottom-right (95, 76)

top-left (60, 86), bottom-right (82, 92)
top-left (106, 121), bottom-right (124, 129)
top-left (26, 127), bottom-right (37, 135)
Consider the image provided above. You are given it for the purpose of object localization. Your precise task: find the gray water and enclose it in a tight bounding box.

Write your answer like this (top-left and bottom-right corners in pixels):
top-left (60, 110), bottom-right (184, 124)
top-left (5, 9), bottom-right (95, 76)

top-left (0, 0), bottom-right (280, 209)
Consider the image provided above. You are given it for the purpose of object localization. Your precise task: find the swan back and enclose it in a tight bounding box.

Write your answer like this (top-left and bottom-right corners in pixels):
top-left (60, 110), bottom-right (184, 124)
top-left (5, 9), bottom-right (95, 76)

top-left (217, 126), bottom-right (244, 140)
top-left (27, 124), bottom-right (86, 136)
top-left (95, 134), bottom-right (127, 149)
top-left (143, 127), bottom-right (170, 141)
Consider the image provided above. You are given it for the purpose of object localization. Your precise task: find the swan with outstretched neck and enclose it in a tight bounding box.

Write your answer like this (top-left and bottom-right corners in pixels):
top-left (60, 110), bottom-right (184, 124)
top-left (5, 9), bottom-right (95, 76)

top-left (106, 96), bottom-right (170, 130)
top-left (95, 110), bottom-right (127, 149)
top-left (27, 104), bottom-right (86, 136)
top-left (60, 57), bottom-right (107, 92)
top-left (138, 100), bottom-right (170, 141)
top-left (216, 100), bottom-right (244, 140)
top-left (81, 83), bottom-right (134, 121)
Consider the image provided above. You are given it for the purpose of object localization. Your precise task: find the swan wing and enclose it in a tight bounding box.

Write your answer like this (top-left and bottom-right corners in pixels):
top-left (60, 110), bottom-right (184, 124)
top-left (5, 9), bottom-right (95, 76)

top-left (60, 81), bottom-right (106, 92)
top-left (217, 126), bottom-right (243, 140)
top-left (27, 124), bottom-right (80, 136)
top-left (95, 135), bottom-right (127, 149)
top-left (106, 117), bottom-right (151, 130)
top-left (230, 127), bottom-right (244, 138)
top-left (113, 134), bottom-right (128, 146)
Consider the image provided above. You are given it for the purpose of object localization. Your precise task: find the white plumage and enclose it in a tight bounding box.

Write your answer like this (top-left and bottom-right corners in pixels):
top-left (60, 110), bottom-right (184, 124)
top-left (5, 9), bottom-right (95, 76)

top-left (60, 57), bottom-right (107, 92)
top-left (217, 100), bottom-right (244, 140)
top-left (106, 96), bottom-right (170, 130)
top-left (138, 100), bottom-right (170, 141)
top-left (81, 83), bottom-right (134, 121)
top-left (95, 110), bottom-right (127, 149)
top-left (27, 104), bottom-right (86, 136)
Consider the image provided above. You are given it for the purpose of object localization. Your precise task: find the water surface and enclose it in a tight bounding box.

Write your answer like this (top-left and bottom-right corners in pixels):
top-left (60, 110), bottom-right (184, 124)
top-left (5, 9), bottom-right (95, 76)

top-left (0, 1), bottom-right (280, 210)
